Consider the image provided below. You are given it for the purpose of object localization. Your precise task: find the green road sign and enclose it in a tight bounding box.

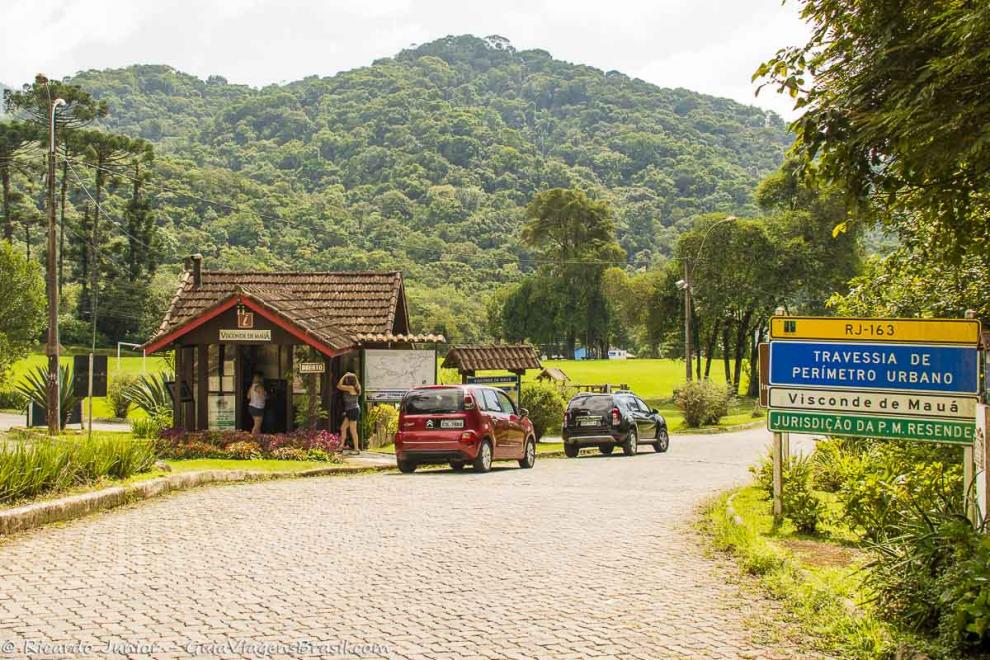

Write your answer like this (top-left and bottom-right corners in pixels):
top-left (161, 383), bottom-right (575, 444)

top-left (768, 410), bottom-right (975, 445)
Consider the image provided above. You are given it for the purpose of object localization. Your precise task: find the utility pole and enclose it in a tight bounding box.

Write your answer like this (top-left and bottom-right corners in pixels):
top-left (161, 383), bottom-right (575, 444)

top-left (683, 262), bottom-right (692, 382)
top-left (43, 75), bottom-right (66, 436)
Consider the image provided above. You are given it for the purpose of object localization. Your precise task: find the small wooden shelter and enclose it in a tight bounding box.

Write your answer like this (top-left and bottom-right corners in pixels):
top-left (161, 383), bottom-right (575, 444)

top-left (144, 256), bottom-right (442, 434)
top-left (535, 367), bottom-right (569, 384)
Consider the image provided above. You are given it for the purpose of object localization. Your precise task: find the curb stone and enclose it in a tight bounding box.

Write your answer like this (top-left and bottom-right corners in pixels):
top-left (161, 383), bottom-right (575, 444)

top-left (0, 463), bottom-right (392, 537)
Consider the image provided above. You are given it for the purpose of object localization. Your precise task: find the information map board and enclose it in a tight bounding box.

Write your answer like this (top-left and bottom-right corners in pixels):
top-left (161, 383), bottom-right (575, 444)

top-left (766, 316), bottom-right (982, 445)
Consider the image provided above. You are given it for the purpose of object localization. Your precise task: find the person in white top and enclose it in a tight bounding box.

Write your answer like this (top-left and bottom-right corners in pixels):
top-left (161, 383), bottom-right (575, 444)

top-left (247, 373), bottom-right (267, 436)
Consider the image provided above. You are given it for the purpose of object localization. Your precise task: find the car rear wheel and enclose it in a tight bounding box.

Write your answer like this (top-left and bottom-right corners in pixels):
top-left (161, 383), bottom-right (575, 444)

top-left (623, 427), bottom-right (638, 456)
top-left (653, 428), bottom-right (670, 453)
top-left (598, 444), bottom-right (614, 455)
top-left (518, 438), bottom-right (536, 469)
top-left (449, 461), bottom-right (465, 471)
top-left (563, 442), bottom-right (579, 458)
top-left (397, 459), bottom-right (416, 473)
top-left (473, 440), bottom-right (493, 473)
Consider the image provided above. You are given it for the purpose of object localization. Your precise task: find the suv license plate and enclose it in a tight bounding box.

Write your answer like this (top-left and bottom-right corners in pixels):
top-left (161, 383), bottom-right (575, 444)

top-left (577, 417), bottom-right (600, 427)
top-left (440, 419), bottom-right (464, 429)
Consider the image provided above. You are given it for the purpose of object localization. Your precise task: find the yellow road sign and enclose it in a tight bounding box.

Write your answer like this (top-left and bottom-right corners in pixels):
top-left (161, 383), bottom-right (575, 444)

top-left (770, 317), bottom-right (981, 345)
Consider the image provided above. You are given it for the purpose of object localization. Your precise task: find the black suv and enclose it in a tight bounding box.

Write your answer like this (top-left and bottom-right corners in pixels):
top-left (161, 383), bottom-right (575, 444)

top-left (562, 391), bottom-right (669, 457)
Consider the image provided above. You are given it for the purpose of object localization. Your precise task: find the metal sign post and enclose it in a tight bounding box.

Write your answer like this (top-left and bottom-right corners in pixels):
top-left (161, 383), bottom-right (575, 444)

top-left (772, 432), bottom-right (783, 520)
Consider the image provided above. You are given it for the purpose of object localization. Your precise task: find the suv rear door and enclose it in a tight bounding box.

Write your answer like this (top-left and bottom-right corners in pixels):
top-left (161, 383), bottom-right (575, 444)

top-left (566, 394), bottom-right (612, 434)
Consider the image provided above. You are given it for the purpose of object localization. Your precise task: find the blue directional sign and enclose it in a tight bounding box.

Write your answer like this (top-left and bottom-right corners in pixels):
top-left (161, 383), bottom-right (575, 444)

top-left (769, 341), bottom-right (979, 395)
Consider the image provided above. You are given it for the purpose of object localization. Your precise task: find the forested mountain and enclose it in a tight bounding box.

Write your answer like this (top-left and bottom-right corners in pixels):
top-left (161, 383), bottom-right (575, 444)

top-left (8, 35), bottom-right (792, 343)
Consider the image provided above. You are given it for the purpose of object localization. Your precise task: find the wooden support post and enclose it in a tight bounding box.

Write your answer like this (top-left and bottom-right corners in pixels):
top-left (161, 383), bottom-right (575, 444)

top-left (782, 432), bottom-right (790, 461)
top-left (87, 352), bottom-right (94, 442)
top-left (772, 431), bottom-right (783, 520)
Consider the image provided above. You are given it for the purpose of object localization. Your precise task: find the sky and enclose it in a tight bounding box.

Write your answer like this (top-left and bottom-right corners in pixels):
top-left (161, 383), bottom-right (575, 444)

top-left (1, 0), bottom-right (810, 119)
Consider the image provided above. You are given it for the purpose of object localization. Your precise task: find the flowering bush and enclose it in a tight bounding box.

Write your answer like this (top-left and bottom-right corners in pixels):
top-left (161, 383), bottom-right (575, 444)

top-left (169, 441), bottom-right (228, 459)
top-left (271, 447), bottom-right (308, 461)
top-left (224, 441), bottom-right (262, 460)
top-left (306, 448), bottom-right (341, 463)
top-left (155, 428), bottom-right (342, 461)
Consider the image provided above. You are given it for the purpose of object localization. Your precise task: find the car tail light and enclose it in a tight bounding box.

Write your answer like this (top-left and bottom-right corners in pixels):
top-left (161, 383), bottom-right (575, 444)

top-left (611, 407), bottom-right (621, 426)
top-left (563, 410), bottom-right (570, 427)
top-left (464, 393), bottom-right (475, 410)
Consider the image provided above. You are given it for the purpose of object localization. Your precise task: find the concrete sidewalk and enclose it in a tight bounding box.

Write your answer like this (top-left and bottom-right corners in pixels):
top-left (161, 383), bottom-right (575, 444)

top-left (0, 412), bottom-right (131, 433)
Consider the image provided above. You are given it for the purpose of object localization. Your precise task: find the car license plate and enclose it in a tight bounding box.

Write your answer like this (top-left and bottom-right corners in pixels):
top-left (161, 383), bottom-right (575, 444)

top-left (577, 417), bottom-right (600, 427)
top-left (439, 419), bottom-right (464, 429)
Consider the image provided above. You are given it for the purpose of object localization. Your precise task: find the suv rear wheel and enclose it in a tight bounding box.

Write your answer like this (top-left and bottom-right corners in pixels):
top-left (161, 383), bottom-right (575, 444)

top-left (623, 427), bottom-right (638, 456)
top-left (598, 444), bottom-right (614, 455)
top-left (397, 459), bottom-right (416, 473)
top-left (473, 440), bottom-right (493, 473)
top-left (563, 443), bottom-right (579, 458)
top-left (518, 438), bottom-right (536, 469)
top-left (653, 428), bottom-right (670, 453)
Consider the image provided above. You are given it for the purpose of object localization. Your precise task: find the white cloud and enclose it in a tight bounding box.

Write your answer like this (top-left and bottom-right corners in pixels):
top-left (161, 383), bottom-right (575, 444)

top-left (1, 0), bottom-right (809, 118)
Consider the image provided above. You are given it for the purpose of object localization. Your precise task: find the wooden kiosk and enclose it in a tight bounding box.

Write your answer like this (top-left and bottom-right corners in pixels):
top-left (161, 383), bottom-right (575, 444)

top-left (144, 255), bottom-right (442, 434)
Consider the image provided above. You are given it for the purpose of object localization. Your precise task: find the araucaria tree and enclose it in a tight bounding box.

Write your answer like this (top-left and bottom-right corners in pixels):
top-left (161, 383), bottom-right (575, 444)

top-left (501, 188), bottom-right (625, 358)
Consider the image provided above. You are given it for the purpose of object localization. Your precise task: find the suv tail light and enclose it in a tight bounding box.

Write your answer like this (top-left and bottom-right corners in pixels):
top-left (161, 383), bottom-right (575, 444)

top-left (563, 410), bottom-right (570, 427)
top-left (463, 393), bottom-right (476, 410)
top-left (611, 407), bottom-right (621, 426)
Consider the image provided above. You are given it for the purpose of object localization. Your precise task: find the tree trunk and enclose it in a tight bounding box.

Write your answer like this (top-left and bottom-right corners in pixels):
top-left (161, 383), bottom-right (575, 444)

top-left (732, 310), bottom-right (753, 394)
top-left (1, 168), bottom-right (11, 243)
top-left (746, 321), bottom-right (764, 398)
top-left (704, 318), bottom-right (720, 379)
top-left (722, 319), bottom-right (733, 383)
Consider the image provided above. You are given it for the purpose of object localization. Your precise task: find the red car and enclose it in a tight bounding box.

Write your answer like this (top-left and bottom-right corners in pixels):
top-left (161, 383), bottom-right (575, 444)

top-left (395, 385), bottom-right (537, 473)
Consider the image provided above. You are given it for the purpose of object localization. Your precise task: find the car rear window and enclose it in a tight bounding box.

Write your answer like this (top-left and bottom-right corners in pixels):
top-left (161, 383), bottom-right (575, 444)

top-left (402, 389), bottom-right (464, 414)
top-left (567, 395), bottom-right (613, 414)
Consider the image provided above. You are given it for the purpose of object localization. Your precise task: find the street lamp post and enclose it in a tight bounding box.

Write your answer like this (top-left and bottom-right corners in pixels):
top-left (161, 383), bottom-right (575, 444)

top-left (45, 83), bottom-right (66, 436)
top-left (676, 215), bottom-right (737, 382)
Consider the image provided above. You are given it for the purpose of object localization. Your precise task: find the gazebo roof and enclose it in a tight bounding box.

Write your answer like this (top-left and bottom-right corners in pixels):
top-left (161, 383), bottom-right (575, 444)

top-left (441, 344), bottom-right (542, 373)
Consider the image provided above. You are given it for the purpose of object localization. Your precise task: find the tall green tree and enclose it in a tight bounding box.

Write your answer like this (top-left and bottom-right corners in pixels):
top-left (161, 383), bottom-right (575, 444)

top-left (5, 79), bottom-right (109, 285)
top-left (0, 242), bottom-right (46, 385)
top-left (0, 121), bottom-right (39, 243)
top-left (755, 0), bottom-right (990, 257)
top-left (518, 188), bottom-right (625, 357)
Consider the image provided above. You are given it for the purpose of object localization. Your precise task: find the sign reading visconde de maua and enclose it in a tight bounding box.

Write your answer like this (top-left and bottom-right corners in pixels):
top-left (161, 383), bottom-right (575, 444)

top-left (767, 316), bottom-right (982, 445)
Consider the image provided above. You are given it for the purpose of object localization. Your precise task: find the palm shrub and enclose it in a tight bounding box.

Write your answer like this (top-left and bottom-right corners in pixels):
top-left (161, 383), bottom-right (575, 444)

top-left (674, 380), bottom-right (730, 427)
top-left (14, 364), bottom-right (79, 429)
top-left (123, 372), bottom-right (174, 418)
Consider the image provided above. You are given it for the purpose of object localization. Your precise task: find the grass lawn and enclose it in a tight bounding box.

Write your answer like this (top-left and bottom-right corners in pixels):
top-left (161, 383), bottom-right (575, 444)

top-left (705, 485), bottom-right (919, 657)
top-left (163, 458), bottom-right (329, 472)
top-left (4, 351), bottom-right (170, 420)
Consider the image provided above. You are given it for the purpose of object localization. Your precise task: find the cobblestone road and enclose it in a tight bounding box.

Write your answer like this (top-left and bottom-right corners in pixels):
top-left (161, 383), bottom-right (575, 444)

top-left (0, 428), bottom-right (812, 658)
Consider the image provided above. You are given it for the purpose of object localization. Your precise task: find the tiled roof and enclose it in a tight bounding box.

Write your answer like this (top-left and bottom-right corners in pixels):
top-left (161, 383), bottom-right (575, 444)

top-left (356, 332), bottom-right (446, 344)
top-left (147, 270), bottom-right (408, 352)
top-left (441, 345), bottom-right (542, 373)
